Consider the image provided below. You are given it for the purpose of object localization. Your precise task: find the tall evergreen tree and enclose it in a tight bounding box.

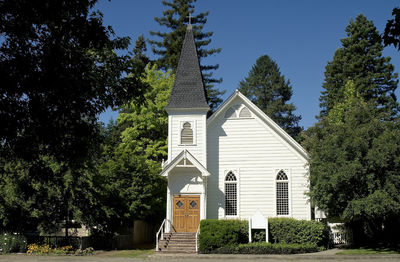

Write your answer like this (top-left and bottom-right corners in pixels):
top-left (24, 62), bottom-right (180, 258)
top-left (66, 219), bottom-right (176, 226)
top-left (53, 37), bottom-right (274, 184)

top-left (131, 35), bottom-right (151, 75)
top-left (320, 14), bottom-right (399, 117)
top-left (239, 55), bottom-right (302, 139)
top-left (383, 8), bottom-right (400, 51)
top-left (149, 0), bottom-right (224, 110)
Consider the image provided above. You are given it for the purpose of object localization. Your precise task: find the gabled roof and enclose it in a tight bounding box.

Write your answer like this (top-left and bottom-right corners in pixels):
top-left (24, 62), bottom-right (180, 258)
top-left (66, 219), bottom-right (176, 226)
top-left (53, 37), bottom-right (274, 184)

top-left (207, 90), bottom-right (309, 161)
top-left (159, 149), bottom-right (211, 177)
top-left (165, 25), bottom-right (209, 110)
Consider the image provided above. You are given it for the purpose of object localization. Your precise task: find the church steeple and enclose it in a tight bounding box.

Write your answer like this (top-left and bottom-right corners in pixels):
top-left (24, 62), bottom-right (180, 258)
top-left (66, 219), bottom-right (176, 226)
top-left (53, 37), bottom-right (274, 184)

top-left (165, 24), bottom-right (209, 110)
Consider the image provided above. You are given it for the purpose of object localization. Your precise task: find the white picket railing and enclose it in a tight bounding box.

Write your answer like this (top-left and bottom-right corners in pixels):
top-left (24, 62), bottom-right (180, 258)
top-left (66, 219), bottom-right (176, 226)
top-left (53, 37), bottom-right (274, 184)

top-left (195, 224), bottom-right (200, 253)
top-left (332, 232), bottom-right (347, 245)
top-left (155, 219), bottom-right (172, 251)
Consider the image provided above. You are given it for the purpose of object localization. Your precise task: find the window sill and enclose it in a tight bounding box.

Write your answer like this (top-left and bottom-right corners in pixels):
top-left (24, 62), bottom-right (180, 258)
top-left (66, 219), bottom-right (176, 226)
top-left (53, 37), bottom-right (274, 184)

top-left (224, 215), bottom-right (239, 219)
top-left (178, 144), bottom-right (197, 146)
top-left (276, 214), bottom-right (291, 217)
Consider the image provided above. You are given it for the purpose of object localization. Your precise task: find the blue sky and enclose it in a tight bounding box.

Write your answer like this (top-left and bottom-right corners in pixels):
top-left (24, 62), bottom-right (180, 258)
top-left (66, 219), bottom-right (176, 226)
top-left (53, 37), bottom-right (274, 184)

top-left (95, 0), bottom-right (400, 128)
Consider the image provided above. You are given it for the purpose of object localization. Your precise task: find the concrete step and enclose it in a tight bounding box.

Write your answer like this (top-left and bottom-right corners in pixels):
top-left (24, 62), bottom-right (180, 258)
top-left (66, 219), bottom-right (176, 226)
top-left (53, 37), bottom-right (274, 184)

top-left (158, 249), bottom-right (196, 253)
top-left (159, 242), bottom-right (196, 248)
top-left (160, 238), bottom-right (196, 242)
top-left (166, 234), bottom-right (195, 237)
top-left (164, 246), bottom-right (195, 250)
top-left (166, 238), bottom-right (196, 241)
top-left (167, 243), bottom-right (196, 247)
top-left (167, 234), bottom-right (195, 238)
top-left (158, 232), bottom-right (197, 254)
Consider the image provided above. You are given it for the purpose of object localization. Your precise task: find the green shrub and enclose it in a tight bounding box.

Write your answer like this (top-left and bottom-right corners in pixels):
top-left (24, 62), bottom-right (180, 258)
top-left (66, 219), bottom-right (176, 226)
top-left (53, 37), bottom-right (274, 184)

top-left (198, 219), bottom-right (248, 253)
top-left (214, 242), bottom-right (319, 254)
top-left (0, 232), bottom-right (28, 253)
top-left (252, 229), bottom-right (267, 242)
top-left (198, 218), bottom-right (329, 253)
top-left (269, 218), bottom-right (329, 247)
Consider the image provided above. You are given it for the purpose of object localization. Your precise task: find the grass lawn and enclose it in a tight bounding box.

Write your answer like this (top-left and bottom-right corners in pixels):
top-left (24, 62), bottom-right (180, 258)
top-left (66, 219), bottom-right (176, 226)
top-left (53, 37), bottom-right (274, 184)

top-left (336, 247), bottom-right (400, 255)
top-left (95, 244), bottom-right (155, 258)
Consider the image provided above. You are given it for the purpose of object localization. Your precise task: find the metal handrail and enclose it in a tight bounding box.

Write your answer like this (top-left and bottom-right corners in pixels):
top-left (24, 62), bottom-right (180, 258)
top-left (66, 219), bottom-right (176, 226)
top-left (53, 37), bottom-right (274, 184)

top-left (195, 224), bottom-right (200, 253)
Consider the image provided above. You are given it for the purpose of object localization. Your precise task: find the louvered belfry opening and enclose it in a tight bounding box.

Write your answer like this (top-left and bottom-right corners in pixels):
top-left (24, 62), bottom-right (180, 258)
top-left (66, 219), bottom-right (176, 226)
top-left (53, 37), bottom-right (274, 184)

top-left (181, 122), bottom-right (193, 144)
top-left (239, 107), bottom-right (251, 117)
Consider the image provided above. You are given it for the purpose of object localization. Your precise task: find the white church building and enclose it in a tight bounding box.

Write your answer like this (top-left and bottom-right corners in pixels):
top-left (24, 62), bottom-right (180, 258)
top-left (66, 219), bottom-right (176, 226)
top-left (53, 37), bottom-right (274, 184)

top-left (159, 24), bottom-right (311, 234)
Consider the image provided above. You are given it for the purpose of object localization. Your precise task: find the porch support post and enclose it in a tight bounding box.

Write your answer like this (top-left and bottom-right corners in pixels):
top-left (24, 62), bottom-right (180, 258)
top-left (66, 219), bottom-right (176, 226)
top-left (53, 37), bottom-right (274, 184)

top-left (166, 184), bottom-right (172, 233)
top-left (200, 176), bottom-right (207, 220)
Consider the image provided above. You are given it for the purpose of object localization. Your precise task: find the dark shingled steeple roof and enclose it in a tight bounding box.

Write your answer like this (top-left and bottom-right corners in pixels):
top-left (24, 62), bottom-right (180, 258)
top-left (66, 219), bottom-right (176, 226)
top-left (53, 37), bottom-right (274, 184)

top-left (166, 25), bottom-right (209, 110)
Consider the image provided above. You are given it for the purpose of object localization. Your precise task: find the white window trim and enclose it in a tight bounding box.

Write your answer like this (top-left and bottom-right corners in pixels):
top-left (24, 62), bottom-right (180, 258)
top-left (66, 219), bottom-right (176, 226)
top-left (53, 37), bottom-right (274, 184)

top-left (274, 168), bottom-right (292, 217)
top-left (224, 169), bottom-right (240, 218)
top-left (179, 120), bottom-right (197, 145)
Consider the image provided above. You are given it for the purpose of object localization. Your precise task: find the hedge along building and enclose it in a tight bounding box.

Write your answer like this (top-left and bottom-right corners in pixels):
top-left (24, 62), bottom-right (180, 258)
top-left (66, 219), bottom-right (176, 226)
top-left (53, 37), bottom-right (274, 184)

top-left (159, 23), bottom-right (311, 234)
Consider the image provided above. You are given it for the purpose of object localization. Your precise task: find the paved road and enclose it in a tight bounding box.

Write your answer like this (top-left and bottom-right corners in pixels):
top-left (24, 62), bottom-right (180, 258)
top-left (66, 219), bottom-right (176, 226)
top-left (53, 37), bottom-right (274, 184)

top-left (1, 251), bottom-right (400, 262)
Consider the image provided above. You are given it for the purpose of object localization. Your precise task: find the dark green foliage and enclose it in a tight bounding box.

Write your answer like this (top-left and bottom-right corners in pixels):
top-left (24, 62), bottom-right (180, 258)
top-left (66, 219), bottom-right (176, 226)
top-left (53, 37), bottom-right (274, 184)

top-left (0, 0), bottom-right (145, 234)
top-left (198, 219), bottom-right (248, 253)
top-left (304, 81), bottom-right (400, 245)
top-left (383, 8), bottom-right (400, 51)
top-left (213, 242), bottom-right (319, 254)
top-left (239, 55), bottom-right (302, 139)
top-left (0, 0), bottom-right (144, 164)
top-left (320, 14), bottom-right (399, 117)
top-left (0, 151), bottom-right (106, 234)
top-left (268, 218), bottom-right (329, 247)
top-left (0, 232), bottom-right (27, 253)
top-left (252, 229), bottom-right (267, 242)
top-left (149, 0), bottom-right (224, 110)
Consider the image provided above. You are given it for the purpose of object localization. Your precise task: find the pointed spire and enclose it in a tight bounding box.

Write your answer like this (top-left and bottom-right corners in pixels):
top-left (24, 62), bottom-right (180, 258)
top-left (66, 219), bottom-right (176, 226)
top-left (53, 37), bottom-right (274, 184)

top-left (165, 25), bottom-right (209, 110)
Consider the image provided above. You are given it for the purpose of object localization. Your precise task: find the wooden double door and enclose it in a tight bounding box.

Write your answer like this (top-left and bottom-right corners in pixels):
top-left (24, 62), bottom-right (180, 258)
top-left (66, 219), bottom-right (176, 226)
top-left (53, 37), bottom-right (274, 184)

top-left (173, 195), bottom-right (200, 232)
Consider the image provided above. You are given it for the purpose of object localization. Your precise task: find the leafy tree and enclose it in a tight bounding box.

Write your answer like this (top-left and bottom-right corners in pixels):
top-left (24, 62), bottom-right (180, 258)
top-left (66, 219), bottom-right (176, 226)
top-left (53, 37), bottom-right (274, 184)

top-left (239, 55), bottom-right (302, 139)
top-left (97, 65), bottom-right (171, 230)
top-left (383, 8), bottom-right (400, 51)
top-left (149, 0), bottom-right (224, 110)
top-left (0, 0), bottom-right (144, 233)
top-left (304, 80), bottom-right (400, 245)
top-left (320, 14), bottom-right (399, 117)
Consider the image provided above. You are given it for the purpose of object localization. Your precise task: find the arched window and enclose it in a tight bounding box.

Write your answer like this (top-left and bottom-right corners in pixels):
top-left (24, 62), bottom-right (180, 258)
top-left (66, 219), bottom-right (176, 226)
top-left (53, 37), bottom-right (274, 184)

top-left (181, 122), bottom-right (193, 144)
top-left (225, 171), bottom-right (237, 216)
top-left (276, 170), bottom-right (289, 215)
top-left (239, 107), bottom-right (251, 117)
top-left (224, 107), bottom-right (237, 118)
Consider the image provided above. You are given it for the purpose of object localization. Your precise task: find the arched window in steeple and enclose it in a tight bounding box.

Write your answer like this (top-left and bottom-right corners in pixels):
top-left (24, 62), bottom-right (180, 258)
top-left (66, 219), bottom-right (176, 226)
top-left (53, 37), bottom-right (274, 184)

top-left (181, 122), bottom-right (193, 144)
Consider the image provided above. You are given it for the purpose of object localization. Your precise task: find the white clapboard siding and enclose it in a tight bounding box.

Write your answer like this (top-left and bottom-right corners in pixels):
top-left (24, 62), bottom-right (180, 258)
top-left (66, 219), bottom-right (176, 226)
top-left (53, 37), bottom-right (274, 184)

top-left (168, 168), bottom-right (204, 194)
top-left (168, 111), bottom-right (207, 167)
top-left (207, 97), bottom-right (310, 221)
